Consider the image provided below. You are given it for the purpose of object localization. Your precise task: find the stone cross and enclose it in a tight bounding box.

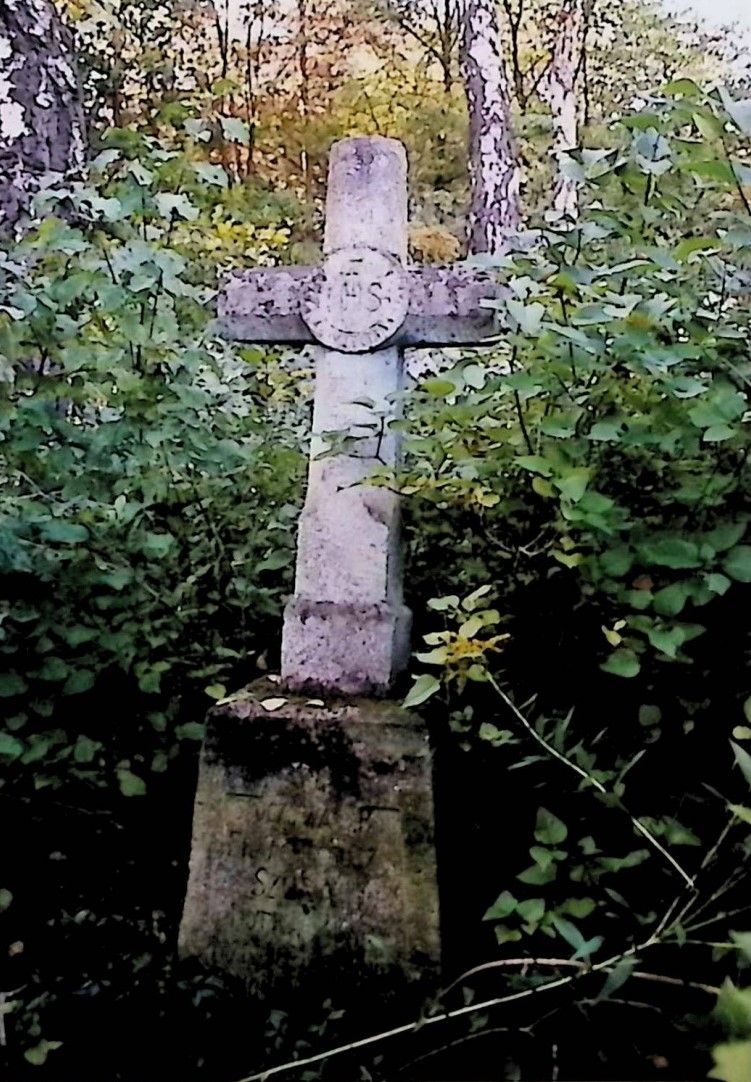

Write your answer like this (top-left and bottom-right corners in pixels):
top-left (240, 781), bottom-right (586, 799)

top-left (219, 136), bottom-right (501, 696)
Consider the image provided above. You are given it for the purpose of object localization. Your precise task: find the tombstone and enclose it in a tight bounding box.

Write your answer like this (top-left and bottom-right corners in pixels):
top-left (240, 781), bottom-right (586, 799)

top-left (179, 137), bottom-right (502, 998)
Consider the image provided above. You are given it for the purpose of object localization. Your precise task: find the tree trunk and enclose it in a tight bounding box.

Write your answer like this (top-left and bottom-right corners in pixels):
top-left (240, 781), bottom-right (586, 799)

top-left (460, 0), bottom-right (521, 254)
top-left (297, 0), bottom-right (312, 203)
top-left (0, 0), bottom-right (86, 233)
top-left (539, 0), bottom-right (588, 220)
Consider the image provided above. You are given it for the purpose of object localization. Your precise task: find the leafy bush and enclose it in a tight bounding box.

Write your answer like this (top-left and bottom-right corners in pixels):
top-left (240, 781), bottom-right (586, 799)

top-left (0, 131), bottom-right (307, 1071)
top-left (390, 82), bottom-right (751, 1080)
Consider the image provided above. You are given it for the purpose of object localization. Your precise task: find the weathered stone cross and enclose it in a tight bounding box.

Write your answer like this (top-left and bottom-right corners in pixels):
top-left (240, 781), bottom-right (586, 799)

top-left (220, 135), bottom-right (500, 696)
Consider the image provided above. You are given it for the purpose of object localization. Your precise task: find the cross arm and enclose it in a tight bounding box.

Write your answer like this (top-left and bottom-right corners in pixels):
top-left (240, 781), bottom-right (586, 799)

top-left (218, 266), bottom-right (317, 344)
top-left (217, 261), bottom-right (503, 350)
top-left (402, 265), bottom-right (503, 348)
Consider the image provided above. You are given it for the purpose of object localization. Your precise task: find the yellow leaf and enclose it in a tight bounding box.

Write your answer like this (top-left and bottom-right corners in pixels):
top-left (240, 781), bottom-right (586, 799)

top-left (415, 647), bottom-right (450, 665)
top-left (553, 550), bottom-right (582, 568)
top-left (709, 1040), bottom-right (751, 1082)
top-left (532, 477), bottom-right (554, 498)
top-left (458, 616), bottom-right (483, 640)
top-left (729, 804), bottom-right (751, 826)
top-left (602, 627), bottom-right (623, 647)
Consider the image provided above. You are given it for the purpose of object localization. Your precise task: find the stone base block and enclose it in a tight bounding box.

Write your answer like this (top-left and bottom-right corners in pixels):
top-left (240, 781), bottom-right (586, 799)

top-left (281, 598), bottom-right (412, 696)
top-left (178, 680), bottom-right (440, 997)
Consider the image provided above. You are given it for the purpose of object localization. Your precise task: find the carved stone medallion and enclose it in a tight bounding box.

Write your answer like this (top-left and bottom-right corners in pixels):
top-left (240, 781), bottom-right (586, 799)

top-left (300, 246), bottom-right (409, 353)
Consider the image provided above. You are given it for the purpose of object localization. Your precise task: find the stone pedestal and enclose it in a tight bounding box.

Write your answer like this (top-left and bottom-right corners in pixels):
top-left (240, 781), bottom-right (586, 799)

top-left (178, 681), bottom-right (440, 996)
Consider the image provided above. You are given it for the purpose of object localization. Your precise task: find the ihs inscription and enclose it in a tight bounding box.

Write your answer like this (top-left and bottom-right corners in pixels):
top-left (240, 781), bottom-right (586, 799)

top-left (300, 246), bottom-right (409, 353)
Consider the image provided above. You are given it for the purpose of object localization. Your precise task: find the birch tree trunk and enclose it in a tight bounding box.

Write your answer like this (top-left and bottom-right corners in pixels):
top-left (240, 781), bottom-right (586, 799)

top-left (460, 0), bottom-right (521, 254)
top-left (539, 0), bottom-right (588, 220)
top-left (0, 0), bottom-right (85, 234)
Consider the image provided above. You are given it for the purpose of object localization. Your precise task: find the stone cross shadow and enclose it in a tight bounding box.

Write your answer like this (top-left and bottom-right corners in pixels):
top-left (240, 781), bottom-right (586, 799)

top-left (220, 136), bottom-right (501, 696)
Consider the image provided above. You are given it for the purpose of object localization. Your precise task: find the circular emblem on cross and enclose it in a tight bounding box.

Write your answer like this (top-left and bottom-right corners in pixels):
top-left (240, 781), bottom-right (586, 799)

top-left (300, 246), bottom-right (409, 353)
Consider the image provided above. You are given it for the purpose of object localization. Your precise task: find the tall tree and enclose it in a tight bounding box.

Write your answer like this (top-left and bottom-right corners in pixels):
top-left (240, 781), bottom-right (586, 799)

top-left (460, 0), bottom-right (521, 253)
top-left (376, 0), bottom-right (461, 95)
top-left (0, 0), bottom-right (86, 232)
top-left (539, 0), bottom-right (589, 219)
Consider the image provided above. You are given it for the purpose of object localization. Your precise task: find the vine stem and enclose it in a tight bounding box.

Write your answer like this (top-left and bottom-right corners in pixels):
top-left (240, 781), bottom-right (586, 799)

top-left (233, 955), bottom-right (719, 1082)
top-left (487, 675), bottom-right (696, 889)
top-left (234, 974), bottom-right (576, 1082)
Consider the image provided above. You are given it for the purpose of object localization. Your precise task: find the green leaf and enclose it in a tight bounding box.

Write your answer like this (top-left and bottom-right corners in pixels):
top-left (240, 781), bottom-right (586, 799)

top-left (600, 649), bottom-right (640, 678)
top-left (647, 624), bottom-right (688, 658)
top-left (402, 674), bottom-right (440, 709)
top-left (506, 298), bottom-right (545, 335)
top-left (675, 236), bottom-right (719, 261)
top-left (730, 805), bottom-right (751, 826)
top-left (516, 455), bottom-right (553, 477)
top-left (0, 888), bottom-right (13, 911)
top-left (37, 656), bottom-right (69, 682)
top-left (461, 364), bottom-right (486, 390)
top-left (556, 469), bottom-right (590, 504)
top-left (39, 521), bottom-right (89, 544)
top-left (154, 193), bottom-right (199, 221)
top-left (220, 116), bottom-right (251, 142)
top-left (483, 890), bottom-right (517, 921)
top-left (461, 585), bottom-right (492, 611)
top-left (652, 582), bottom-right (690, 617)
top-left (422, 378), bottom-right (456, 397)
top-left (707, 573), bottom-right (732, 596)
top-left (204, 684), bottom-right (227, 700)
top-left (664, 77), bottom-right (702, 96)
top-left (639, 537), bottom-right (701, 569)
top-left (141, 532), bottom-right (174, 558)
top-left (517, 897), bottom-right (545, 925)
top-left (573, 935), bottom-right (604, 961)
top-left (601, 547), bottom-right (633, 577)
top-left (73, 735), bottom-right (99, 764)
top-left (116, 768), bottom-right (147, 798)
top-left (560, 897), bottom-right (596, 919)
top-left (597, 958), bottom-right (637, 1001)
top-left (704, 424), bottom-right (736, 443)
top-left (552, 916), bottom-right (586, 954)
top-left (724, 547), bottom-right (751, 583)
top-left (63, 669), bottom-right (95, 696)
top-left (494, 925), bottom-right (522, 945)
top-left (534, 807), bottom-right (568, 845)
top-left (715, 980), bottom-right (751, 1037)
top-left (707, 524), bottom-right (746, 551)
top-left (686, 159), bottom-right (736, 184)
top-left (193, 162), bottom-right (228, 187)
top-left (731, 932), bottom-right (751, 962)
top-left (478, 722), bottom-right (513, 745)
top-left (0, 733), bottom-right (24, 759)
top-left (588, 420), bottom-right (623, 442)
top-left (517, 863), bottom-right (557, 885)
top-left (176, 722), bottom-right (205, 741)
top-left (24, 1041), bottom-right (63, 1067)
top-left (0, 673), bottom-right (28, 697)
top-left (427, 595), bottom-right (460, 612)
top-left (639, 704), bottom-right (662, 727)
top-left (732, 742), bottom-right (751, 788)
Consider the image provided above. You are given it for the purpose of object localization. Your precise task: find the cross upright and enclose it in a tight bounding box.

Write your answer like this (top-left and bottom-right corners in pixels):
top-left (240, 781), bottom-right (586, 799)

top-left (220, 136), bottom-right (501, 696)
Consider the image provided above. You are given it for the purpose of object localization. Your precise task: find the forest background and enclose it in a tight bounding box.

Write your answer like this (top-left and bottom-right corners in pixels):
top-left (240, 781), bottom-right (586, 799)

top-left (2, 0), bottom-right (751, 1079)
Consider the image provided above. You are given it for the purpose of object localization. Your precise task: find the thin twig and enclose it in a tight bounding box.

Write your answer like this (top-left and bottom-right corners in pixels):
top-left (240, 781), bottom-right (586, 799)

top-left (234, 953), bottom-right (720, 1082)
top-left (487, 675), bottom-right (695, 888)
top-left (234, 973), bottom-right (578, 1082)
